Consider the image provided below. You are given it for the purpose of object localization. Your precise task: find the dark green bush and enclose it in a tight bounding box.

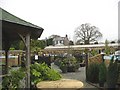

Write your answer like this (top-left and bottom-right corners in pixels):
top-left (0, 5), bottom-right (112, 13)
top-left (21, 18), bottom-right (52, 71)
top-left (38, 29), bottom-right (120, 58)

top-left (87, 62), bottom-right (99, 83)
top-left (117, 63), bottom-right (120, 83)
top-left (30, 62), bottom-right (61, 85)
top-left (99, 62), bottom-right (107, 83)
top-left (107, 56), bottom-right (119, 88)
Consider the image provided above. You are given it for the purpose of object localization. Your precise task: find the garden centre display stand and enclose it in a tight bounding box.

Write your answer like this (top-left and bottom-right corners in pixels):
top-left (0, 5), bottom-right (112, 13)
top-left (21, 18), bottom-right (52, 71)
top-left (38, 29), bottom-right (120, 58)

top-left (36, 79), bottom-right (83, 90)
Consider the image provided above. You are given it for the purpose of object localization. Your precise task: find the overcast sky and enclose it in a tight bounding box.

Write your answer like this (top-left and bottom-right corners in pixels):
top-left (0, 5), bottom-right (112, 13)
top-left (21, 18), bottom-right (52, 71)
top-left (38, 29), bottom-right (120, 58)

top-left (0, 0), bottom-right (119, 42)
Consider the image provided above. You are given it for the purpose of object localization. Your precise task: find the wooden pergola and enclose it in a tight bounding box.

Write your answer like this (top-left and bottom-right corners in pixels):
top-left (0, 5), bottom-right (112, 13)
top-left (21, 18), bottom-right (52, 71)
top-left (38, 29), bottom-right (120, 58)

top-left (0, 8), bottom-right (44, 88)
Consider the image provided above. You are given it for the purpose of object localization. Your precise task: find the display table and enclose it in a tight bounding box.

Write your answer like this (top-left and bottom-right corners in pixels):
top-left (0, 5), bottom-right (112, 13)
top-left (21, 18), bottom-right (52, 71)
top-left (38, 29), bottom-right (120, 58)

top-left (36, 79), bottom-right (83, 90)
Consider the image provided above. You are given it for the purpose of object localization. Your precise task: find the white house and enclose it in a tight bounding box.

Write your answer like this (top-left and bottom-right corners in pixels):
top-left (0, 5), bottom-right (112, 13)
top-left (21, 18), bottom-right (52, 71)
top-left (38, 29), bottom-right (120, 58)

top-left (53, 35), bottom-right (69, 46)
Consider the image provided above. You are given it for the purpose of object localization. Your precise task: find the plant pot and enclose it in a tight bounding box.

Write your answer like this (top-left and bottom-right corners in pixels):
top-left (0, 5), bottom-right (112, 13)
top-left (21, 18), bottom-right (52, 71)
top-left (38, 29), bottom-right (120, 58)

top-left (80, 63), bottom-right (85, 67)
top-left (107, 84), bottom-right (116, 89)
top-left (67, 66), bottom-right (76, 72)
top-left (99, 82), bottom-right (104, 87)
top-left (60, 66), bottom-right (67, 73)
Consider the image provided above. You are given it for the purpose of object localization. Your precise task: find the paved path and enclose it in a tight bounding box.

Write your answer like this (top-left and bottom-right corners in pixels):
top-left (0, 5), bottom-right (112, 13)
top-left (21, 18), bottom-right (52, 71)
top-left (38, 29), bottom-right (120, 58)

top-left (51, 63), bottom-right (98, 89)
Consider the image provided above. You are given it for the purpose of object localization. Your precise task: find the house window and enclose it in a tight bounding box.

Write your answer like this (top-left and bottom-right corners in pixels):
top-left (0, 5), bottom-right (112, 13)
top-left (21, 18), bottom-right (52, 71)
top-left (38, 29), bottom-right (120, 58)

top-left (56, 41), bottom-right (58, 44)
top-left (55, 41), bottom-right (58, 44)
top-left (61, 40), bottom-right (64, 44)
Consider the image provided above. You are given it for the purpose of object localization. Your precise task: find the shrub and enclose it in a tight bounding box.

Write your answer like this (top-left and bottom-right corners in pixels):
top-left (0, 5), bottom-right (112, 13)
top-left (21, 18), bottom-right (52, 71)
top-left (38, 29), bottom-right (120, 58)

top-left (54, 56), bottom-right (65, 66)
top-left (59, 58), bottom-right (68, 73)
top-left (107, 56), bottom-right (119, 88)
top-left (63, 56), bottom-right (79, 72)
top-left (30, 63), bottom-right (61, 85)
top-left (91, 49), bottom-right (98, 56)
top-left (59, 58), bottom-right (68, 67)
top-left (99, 62), bottom-right (107, 84)
top-left (73, 53), bottom-right (83, 63)
top-left (87, 62), bottom-right (99, 83)
top-left (2, 67), bottom-right (26, 89)
top-left (105, 39), bottom-right (111, 55)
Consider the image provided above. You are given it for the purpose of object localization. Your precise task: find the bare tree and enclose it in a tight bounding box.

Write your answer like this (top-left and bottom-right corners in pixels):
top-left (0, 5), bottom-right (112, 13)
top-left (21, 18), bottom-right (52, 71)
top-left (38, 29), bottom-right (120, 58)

top-left (75, 23), bottom-right (102, 44)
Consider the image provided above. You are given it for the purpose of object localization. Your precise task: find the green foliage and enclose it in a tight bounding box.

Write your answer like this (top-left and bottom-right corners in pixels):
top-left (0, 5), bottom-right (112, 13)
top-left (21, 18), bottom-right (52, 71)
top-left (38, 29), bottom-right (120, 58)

top-left (30, 63), bottom-right (61, 85)
top-left (31, 47), bottom-right (41, 53)
top-left (19, 41), bottom-right (25, 50)
top-left (60, 58), bottom-right (68, 67)
top-left (10, 40), bottom-right (20, 50)
top-left (60, 56), bottom-right (78, 67)
top-left (117, 63), bottom-right (120, 83)
top-left (73, 51), bottom-right (84, 63)
top-left (10, 47), bottom-right (15, 50)
top-left (2, 68), bottom-right (26, 89)
top-left (59, 56), bottom-right (79, 72)
top-left (31, 39), bottom-right (46, 50)
top-left (91, 49), bottom-right (98, 56)
top-left (10, 40), bottom-right (25, 50)
top-left (46, 38), bottom-right (53, 46)
top-left (104, 39), bottom-right (110, 55)
top-left (99, 62), bottom-right (107, 83)
top-left (68, 56), bottom-right (77, 66)
top-left (107, 56), bottom-right (119, 88)
top-left (87, 62), bottom-right (100, 83)
top-left (59, 58), bottom-right (68, 73)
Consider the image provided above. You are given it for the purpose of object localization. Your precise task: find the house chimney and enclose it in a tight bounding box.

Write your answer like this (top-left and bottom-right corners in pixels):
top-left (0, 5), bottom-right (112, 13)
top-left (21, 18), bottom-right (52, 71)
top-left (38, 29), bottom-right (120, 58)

top-left (65, 34), bottom-right (68, 38)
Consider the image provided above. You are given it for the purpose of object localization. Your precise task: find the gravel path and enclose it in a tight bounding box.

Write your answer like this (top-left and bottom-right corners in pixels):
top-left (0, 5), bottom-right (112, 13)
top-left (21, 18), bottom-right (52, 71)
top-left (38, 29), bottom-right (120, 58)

top-left (51, 63), bottom-right (98, 89)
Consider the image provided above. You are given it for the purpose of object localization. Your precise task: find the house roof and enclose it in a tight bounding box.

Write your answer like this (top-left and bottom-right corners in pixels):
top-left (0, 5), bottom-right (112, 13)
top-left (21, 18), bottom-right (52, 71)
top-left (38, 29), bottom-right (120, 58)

top-left (53, 37), bottom-right (67, 41)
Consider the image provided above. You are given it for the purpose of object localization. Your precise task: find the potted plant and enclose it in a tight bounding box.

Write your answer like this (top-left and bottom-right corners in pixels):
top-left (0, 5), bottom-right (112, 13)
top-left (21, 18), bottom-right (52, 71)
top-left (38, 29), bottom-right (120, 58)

top-left (59, 59), bottom-right (68, 73)
top-left (30, 62), bottom-right (61, 87)
top-left (99, 62), bottom-right (107, 87)
top-left (67, 56), bottom-right (79, 72)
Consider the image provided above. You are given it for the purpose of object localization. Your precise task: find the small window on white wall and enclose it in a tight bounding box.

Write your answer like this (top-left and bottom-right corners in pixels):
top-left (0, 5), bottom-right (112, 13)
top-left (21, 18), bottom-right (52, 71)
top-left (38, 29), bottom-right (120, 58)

top-left (61, 40), bottom-right (63, 44)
